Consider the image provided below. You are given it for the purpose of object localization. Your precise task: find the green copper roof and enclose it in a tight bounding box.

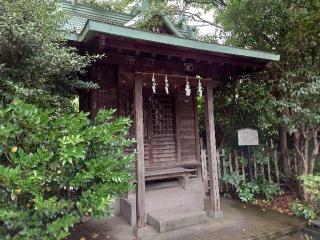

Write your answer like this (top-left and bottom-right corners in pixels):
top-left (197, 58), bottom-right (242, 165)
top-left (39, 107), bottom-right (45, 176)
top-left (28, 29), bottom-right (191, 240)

top-left (61, 2), bottom-right (194, 39)
top-left (62, 2), bottom-right (133, 34)
top-left (61, 2), bottom-right (280, 62)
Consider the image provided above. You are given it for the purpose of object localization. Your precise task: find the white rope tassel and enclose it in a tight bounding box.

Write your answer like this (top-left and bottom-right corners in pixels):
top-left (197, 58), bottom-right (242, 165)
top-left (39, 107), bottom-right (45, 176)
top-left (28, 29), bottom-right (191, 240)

top-left (185, 76), bottom-right (191, 96)
top-left (152, 72), bottom-right (156, 93)
top-left (165, 74), bottom-right (169, 94)
top-left (198, 79), bottom-right (203, 97)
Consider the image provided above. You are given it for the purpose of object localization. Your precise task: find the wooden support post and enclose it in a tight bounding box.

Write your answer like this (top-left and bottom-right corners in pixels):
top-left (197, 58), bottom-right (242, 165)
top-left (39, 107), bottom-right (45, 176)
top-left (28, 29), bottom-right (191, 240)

top-left (267, 151), bottom-right (272, 183)
top-left (261, 164), bottom-right (265, 181)
top-left (201, 149), bottom-right (209, 194)
top-left (229, 152), bottom-right (233, 174)
top-left (241, 151), bottom-right (245, 181)
top-left (253, 157), bottom-right (257, 180)
top-left (293, 151), bottom-right (298, 175)
top-left (134, 76), bottom-right (146, 231)
top-left (274, 150), bottom-right (280, 185)
top-left (222, 149), bottom-right (228, 192)
top-left (90, 89), bottom-right (98, 119)
top-left (228, 152), bottom-right (234, 191)
top-left (234, 150), bottom-right (239, 175)
top-left (204, 81), bottom-right (222, 218)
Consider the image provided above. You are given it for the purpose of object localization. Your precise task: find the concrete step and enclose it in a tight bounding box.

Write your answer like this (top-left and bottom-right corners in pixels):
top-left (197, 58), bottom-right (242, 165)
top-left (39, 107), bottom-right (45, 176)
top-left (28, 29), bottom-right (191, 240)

top-left (145, 179), bottom-right (204, 212)
top-left (147, 206), bottom-right (207, 232)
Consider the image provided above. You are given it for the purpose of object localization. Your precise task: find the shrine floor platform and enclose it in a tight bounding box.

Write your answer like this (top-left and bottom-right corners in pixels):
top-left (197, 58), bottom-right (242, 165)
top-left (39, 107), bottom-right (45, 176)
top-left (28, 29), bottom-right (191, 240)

top-left (69, 180), bottom-right (305, 240)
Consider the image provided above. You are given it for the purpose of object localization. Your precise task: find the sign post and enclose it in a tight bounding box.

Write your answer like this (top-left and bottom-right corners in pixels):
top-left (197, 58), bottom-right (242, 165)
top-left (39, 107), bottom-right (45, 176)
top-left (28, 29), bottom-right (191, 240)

top-left (238, 129), bottom-right (259, 182)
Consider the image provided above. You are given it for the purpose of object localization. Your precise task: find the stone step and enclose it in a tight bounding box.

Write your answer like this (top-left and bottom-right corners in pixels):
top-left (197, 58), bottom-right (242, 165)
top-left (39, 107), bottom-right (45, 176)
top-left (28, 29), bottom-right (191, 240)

top-left (147, 206), bottom-right (207, 232)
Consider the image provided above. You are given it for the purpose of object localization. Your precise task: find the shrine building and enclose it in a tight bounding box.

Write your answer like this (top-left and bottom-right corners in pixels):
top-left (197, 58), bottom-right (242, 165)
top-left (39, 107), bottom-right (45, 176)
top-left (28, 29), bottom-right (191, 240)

top-left (62, 0), bottom-right (280, 234)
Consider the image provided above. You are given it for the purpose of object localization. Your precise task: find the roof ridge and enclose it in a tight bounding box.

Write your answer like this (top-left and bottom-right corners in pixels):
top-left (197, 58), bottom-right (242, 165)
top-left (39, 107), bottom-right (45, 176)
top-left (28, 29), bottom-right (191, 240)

top-left (61, 1), bottom-right (194, 39)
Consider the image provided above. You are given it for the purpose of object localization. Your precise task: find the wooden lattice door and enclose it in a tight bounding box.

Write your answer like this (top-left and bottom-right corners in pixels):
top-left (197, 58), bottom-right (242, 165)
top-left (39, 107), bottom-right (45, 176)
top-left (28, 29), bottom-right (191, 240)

top-left (144, 94), bottom-right (176, 167)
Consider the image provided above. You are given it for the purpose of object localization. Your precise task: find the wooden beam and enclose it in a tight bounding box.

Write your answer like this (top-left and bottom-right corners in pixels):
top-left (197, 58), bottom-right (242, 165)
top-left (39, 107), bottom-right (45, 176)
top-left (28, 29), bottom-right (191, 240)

top-left (96, 35), bottom-right (268, 69)
top-left (134, 76), bottom-right (146, 229)
top-left (204, 81), bottom-right (222, 218)
top-left (99, 51), bottom-right (249, 78)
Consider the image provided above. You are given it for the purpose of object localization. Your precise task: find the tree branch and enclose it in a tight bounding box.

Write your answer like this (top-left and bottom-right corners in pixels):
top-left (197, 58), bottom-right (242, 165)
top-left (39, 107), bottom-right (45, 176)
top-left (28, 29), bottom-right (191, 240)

top-left (180, 10), bottom-right (222, 28)
top-left (294, 144), bottom-right (306, 164)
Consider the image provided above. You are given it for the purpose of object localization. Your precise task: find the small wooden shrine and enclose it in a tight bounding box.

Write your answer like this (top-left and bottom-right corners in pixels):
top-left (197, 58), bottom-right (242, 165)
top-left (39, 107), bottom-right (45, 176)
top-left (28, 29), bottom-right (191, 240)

top-left (62, 0), bottom-right (279, 232)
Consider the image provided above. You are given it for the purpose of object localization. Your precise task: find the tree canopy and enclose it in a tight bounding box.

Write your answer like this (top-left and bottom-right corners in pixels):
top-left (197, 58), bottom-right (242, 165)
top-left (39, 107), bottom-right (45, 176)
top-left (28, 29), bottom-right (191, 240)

top-left (215, 0), bottom-right (320, 176)
top-left (0, 0), bottom-right (96, 110)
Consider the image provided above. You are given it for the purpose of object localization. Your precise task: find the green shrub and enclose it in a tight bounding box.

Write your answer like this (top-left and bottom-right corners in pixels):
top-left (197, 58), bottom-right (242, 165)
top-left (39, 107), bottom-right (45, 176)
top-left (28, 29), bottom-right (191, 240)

top-left (260, 181), bottom-right (281, 202)
top-left (0, 101), bottom-right (134, 240)
top-left (222, 173), bottom-right (281, 203)
top-left (237, 182), bottom-right (260, 203)
top-left (291, 174), bottom-right (320, 220)
top-left (299, 175), bottom-right (320, 203)
top-left (221, 174), bottom-right (257, 203)
top-left (290, 201), bottom-right (317, 220)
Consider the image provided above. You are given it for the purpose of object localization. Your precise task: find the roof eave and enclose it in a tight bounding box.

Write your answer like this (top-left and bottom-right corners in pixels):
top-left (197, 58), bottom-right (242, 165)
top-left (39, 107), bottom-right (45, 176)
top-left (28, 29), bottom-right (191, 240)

top-left (67, 20), bottom-right (280, 62)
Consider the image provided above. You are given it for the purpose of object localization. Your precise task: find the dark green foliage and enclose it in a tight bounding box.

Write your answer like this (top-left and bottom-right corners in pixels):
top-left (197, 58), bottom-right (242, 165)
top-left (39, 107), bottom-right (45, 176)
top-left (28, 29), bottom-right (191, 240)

top-left (290, 175), bottom-right (320, 220)
top-left (222, 173), bottom-right (258, 203)
top-left (73, 0), bottom-right (135, 13)
top-left (222, 173), bottom-right (281, 203)
top-left (290, 201), bottom-right (317, 220)
top-left (0, 0), bottom-right (96, 110)
top-left (211, 0), bottom-right (320, 177)
top-left (0, 101), bottom-right (134, 240)
top-left (213, 78), bottom-right (277, 148)
top-left (260, 181), bottom-right (281, 202)
top-left (299, 175), bottom-right (320, 204)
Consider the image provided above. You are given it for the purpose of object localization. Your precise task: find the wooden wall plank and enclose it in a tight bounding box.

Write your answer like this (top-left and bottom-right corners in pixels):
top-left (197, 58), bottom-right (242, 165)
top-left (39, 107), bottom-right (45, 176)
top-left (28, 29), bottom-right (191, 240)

top-left (175, 95), bottom-right (181, 162)
top-left (175, 93), bottom-right (197, 163)
top-left (194, 95), bottom-right (201, 163)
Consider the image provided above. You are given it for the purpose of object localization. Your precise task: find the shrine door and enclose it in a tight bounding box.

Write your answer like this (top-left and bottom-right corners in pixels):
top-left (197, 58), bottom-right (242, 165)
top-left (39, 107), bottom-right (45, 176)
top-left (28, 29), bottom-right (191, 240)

top-left (143, 94), bottom-right (177, 167)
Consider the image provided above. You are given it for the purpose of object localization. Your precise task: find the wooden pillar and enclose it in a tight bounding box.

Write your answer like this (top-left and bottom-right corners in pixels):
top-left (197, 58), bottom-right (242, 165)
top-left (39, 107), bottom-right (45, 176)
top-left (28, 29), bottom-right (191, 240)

top-left (134, 76), bottom-right (146, 230)
top-left (204, 81), bottom-right (222, 218)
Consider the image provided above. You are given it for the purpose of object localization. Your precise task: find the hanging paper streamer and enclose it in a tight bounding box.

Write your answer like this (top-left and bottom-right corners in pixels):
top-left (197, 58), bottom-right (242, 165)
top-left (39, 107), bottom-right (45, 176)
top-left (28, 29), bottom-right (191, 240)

top-left (152, 72), bottom-right (156, 93)
top-left (185, 76), bottom-right (191, 96)
top-left (197, 79), bottom-right (203, 97)
top-left (165, 74), bottom-right (169, 94)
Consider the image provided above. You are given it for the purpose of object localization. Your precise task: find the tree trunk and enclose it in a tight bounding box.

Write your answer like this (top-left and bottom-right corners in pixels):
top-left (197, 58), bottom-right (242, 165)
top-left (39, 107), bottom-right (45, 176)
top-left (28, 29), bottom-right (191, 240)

top-left (293, 132), bottom-right (308, 200)
top-left (293, 128), bottom-right (320, 201)
top-left (309, 129), bottom-right (320, 174)
top-left (279, 124), bottom-right (290, 177)
top-left (294, 133), bottom-right (308, 176)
